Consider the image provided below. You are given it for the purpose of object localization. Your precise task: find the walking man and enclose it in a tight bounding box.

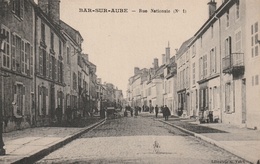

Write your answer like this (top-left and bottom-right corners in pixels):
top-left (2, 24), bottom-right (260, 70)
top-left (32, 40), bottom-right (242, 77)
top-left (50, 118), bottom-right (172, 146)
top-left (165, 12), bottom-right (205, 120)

top-left (155, 105), bottom-right (159, 118)
top-left (164, 105), bottom-right (171, 121)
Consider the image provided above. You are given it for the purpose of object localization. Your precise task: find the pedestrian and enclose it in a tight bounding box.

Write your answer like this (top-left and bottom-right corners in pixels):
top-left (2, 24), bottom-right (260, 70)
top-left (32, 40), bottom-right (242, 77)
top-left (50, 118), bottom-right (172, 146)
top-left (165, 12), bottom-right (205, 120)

top-left (55, 105), bottom-right (62, 124)
top-left (164, 105), bottom-right (171, 121)
top-left (66, 105), bottom-right (72, 122)
top-left (130, 107), bottom-right (133, 117)
top-left (134, 107), bottom-right (138, 117)
top-left (155, 105), bottom-right (159, 118)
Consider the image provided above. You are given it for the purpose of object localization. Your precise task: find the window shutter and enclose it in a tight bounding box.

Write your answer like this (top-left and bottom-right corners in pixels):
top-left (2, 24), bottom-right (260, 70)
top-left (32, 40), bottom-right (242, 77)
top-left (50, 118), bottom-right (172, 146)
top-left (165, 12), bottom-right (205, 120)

top-left (30, 46), bottom-right (33, 76)
top-left (46, 52), bottom-right (49, 78)
top-left (13, 84), bottom-right (17, 104)
top-left (38, 85), bottom-right (42, 115)
top-left (229, 36), bottom-right (232, 56)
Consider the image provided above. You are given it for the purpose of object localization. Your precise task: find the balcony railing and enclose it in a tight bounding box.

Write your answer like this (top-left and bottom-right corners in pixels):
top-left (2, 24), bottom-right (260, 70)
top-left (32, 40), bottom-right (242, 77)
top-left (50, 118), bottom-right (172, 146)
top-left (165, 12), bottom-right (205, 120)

top-left (222, 53), bottom-right (244, 76)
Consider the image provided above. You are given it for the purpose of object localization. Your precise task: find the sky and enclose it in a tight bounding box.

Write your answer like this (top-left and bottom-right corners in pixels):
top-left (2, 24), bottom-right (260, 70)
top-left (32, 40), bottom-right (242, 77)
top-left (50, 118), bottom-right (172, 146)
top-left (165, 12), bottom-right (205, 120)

top-left (54, 0), bottom-right (223, 96)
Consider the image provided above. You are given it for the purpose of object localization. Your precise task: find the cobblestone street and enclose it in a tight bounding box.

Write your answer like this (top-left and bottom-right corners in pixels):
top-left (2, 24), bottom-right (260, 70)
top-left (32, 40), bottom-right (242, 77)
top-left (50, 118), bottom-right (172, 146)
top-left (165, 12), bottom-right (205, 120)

top-left (37, 115), bottom-right (249, 164)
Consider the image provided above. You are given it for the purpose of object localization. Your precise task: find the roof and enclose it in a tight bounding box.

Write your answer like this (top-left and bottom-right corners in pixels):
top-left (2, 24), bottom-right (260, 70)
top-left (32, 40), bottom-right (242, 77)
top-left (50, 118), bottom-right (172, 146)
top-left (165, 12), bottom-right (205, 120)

top-left (60, 20), bottom-right (83, 46)
top-left (176, 37), bottom-right (194, 59)
top-left (188, 0), bottom-right (235, 46)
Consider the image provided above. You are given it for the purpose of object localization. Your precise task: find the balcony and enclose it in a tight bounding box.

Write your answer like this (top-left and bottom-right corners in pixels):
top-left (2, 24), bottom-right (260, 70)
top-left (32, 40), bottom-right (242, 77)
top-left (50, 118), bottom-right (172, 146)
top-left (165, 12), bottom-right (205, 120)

top-left (222, 53), bottom-right (244, 76)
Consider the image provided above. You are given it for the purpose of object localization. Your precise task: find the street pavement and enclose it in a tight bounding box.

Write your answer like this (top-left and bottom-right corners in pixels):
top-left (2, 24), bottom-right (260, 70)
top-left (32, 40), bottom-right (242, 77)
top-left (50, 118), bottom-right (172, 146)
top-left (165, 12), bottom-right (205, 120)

top-left (0, 117), bottom-right (104, 164)
top-left (37, 113), bottom-right (249, 164)
top-left (145, 112), bottom-right (260, 164)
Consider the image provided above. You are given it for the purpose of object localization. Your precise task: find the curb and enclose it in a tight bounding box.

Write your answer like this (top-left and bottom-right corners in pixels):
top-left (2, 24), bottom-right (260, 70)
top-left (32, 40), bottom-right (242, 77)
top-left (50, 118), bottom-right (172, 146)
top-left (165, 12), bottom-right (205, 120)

top-left (11, 119), bottom-right (106, 164)
top-left (158, 119), bottom-right (258, 164)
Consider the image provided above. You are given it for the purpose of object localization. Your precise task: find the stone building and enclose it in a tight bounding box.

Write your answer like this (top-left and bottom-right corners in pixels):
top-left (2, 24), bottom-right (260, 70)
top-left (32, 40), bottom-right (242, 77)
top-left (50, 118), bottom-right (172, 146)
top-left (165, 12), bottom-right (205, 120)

top-left (0, 0), bottom-right (35, 132)
top-left (35, 0), bottom-right (66, 126)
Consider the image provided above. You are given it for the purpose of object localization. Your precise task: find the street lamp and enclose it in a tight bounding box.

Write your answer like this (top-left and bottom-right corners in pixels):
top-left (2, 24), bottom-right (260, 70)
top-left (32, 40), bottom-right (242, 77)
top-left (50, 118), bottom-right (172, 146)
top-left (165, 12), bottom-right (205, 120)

top-left (0, 31), bottom-right (9, 155)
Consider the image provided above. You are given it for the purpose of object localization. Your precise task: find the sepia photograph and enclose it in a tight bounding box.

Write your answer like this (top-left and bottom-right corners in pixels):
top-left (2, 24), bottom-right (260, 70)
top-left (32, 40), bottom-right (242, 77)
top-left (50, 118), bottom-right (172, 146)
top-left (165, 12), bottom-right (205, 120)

top-left (0, 0), bottom-right (260, 163)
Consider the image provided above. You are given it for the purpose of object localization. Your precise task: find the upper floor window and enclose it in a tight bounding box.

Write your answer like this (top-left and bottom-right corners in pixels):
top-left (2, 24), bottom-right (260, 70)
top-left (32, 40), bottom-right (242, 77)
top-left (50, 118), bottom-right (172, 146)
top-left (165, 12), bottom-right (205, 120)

top-left (211, 25), bottom-right (214, 38)
top-left (192, 63), bottom-right (195, 85)
top-left (41, 23), bottom-right (45, 43)
top-left (225, 36), bottom-right (232, 57)
top-left (226, 10), bottom-right (230, 27)
top-left (50, 32), bottom-right (54, 50)
top-left (251, 22), bottom-right (259, 57)
top-left (12, 0), bottom-right (24, 19)
top-left (67, 47), bottom-right (70, 64)
top-left (1, 26), bottom-right (11, 69)
top-left (73, 72), bottom-right (77, 90)
top-left (59, 40), bottom-right (62, 56)
top-left (210, 48), bottom-right (217, 74)
top-left (236, 0), bottom-right (240, 20)
top-left (192, 44), bottom-right (196, 57)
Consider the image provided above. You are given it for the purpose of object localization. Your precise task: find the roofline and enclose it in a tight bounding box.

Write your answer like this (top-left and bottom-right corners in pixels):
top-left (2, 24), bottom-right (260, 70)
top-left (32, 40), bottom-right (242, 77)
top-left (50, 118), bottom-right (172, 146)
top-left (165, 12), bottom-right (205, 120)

top-left (188, 0), bottom-right (234, 46)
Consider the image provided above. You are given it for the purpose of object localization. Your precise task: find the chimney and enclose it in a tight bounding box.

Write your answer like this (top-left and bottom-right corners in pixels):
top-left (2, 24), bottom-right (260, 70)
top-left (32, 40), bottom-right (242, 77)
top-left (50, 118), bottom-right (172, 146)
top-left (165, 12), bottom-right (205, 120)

top-left (208, 0), bottom-right (217, 18)
top-left (38, 0), bottom-right (60, 25)
top-left (162, 54), bottom-right (166, 65)
top-left (134, 67), bottom-right (140, 75)
top-left (166, 42), bottom-right (170, 64)
top-left (153, 58), bottom-right (159, 69)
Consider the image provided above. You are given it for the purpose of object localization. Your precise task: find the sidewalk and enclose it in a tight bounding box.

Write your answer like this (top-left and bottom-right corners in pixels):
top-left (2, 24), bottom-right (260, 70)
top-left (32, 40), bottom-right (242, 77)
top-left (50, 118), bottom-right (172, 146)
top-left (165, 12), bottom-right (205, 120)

top-left (141, 112), bottom-right (260, 164)
top-left (0, 118), bottom-right (105, 164)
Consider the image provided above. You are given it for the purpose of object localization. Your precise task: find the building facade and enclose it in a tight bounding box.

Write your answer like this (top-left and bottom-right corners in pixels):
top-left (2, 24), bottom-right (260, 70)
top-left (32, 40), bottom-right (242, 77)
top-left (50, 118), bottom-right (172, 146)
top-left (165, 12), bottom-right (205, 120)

top-left (0, 0), bottom-right (35, 132)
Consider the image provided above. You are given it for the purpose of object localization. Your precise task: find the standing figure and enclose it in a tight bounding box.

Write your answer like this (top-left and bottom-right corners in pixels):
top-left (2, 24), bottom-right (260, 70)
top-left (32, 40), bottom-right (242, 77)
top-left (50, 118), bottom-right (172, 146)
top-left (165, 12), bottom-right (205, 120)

top-left (155, 105), bottom-right (159, 118)
top-left (164, 105), bottom-right (171, 121)
top-left (134, 107), bottom-right (138, 117)
top-left (55, 105), bottom-right (62, 123)
top-left (130, 107), bottom-right (133, 117)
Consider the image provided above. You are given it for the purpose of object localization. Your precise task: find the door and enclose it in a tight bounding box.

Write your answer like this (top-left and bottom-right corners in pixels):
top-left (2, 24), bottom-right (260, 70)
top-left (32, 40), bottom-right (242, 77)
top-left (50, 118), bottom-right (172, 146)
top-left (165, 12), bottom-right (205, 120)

top-left (242, 79), bottom-right (246, 123)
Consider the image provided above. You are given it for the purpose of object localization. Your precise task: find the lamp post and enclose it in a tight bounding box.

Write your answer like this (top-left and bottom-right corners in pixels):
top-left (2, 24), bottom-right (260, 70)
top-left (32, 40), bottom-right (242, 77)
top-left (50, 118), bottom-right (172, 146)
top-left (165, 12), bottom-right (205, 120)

top-left (0, 31), bottom-right (9, 155)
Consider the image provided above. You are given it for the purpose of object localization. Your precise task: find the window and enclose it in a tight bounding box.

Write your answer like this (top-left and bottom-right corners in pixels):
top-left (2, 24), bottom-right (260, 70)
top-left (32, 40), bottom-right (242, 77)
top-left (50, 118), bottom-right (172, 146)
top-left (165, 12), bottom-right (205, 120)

top-left (38, 85), bottom-right (48, 116)
top-left (25, 42), bottom-right (30, 75)
top-left (42, 49), bottom-right (46, 77)
top-left (186, 67), bottom-right (189, 88)
top-left (192, 63), bottom-right (195, 85)
top-left (1, 26), bottom-right (11, 69)
top-left (67, 47), bottom-right (70, 64)
top-left (210, 48), bottom-right (216, 74)
top-left (199, 57), bottom-right (203, 80)
top-left (78, 71), bottom-right (82, 87)
top-left (59, 62), bottom-right (63, 83)
top-left (30, 46), bottom-right (33, 76)
top-left (225, 83), bottom-right (232, 113)
top-left (39, 48), bottom-right (43, 75)
top-left (59, 40), bottom-right (62, 56)
top-left (236, 0), bottom-right (240, 20)
top-left (226, 10), bottom-right (229, 27)
top-left (203, 55), bottom-right (207, 78)
top-left (11, 33), bottom-right (16, 71)
top-left (14, 83), bottom-right (25, 116)
top-left (235, 30), bottom-right (242, 52)
top-left (49, 54), bottom-right (52, 79)
top-left (255, 75), bottom-right (259, 86)
top-left (192, 44), bottom-right (196, 57)
top-left (15, 36), bottom-right (21, 72)
top-left (41, 23), bottom-right (45, 43)
top-left (73, 72), bottom-right (77, 90)
top-left (211, 25), bottom-right (213, 38)
top-left (225, 37), bottom-right (232, 57)
top-left (12, 0), bottom-right (24, 19)
top-left (21, 40), bottom-right (25, 73)
top-left (251, 22), bottom-right (259, 57)
top-left (50, 32), bottom-right (54, 50)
